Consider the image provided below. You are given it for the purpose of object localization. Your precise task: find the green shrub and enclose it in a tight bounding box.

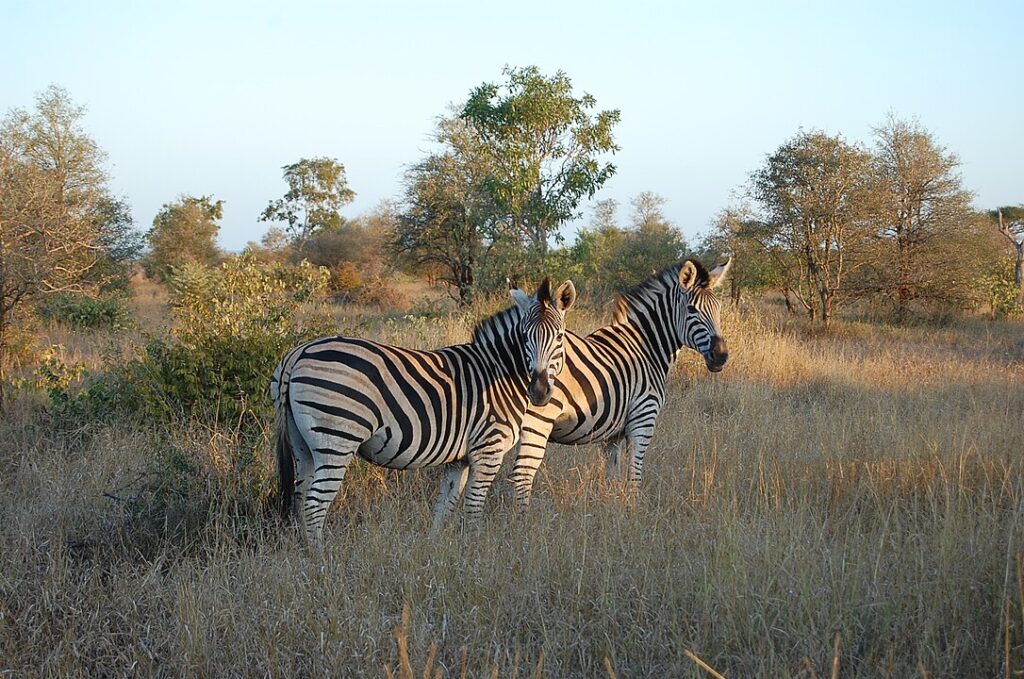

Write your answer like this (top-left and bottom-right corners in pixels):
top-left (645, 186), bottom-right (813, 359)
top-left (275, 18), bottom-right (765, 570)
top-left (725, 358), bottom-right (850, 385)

top-left (123, 255), bottom-right (333, 423)
top-left (37, 293), bottom-right (132, 330)
top-left (979, 256), bottom-right (1023, 318)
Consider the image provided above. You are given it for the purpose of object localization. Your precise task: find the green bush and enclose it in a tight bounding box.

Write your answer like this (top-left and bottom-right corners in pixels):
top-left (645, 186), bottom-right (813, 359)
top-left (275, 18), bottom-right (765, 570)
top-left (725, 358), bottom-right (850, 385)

top-left (37, 293), bottom-right (132, 330)
top-left (979, 256), bottom-right (1023, 318)
top-left (123, 255), bottom-right (333, 423)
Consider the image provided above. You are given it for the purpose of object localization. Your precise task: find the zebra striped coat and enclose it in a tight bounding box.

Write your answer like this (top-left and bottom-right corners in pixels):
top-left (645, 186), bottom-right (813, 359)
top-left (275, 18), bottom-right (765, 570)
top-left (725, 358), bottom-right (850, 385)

top-left (271, 278), bottom-right (576, 539)
top-left (508, 258), bottom-right (730, 508)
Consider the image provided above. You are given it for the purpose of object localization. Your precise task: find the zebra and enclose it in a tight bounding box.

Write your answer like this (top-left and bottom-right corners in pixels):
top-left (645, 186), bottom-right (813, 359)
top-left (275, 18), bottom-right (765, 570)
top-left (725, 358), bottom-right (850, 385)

top-left (507, 257), bottom-right (731, 508)
top-left (270, 277), bottom-right (577, 540)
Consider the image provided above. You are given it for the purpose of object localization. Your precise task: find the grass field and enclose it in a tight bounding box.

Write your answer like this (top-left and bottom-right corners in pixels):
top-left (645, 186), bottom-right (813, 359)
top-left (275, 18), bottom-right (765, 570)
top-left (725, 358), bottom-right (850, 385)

top-left (2, 289), bottom-right (1023, 677)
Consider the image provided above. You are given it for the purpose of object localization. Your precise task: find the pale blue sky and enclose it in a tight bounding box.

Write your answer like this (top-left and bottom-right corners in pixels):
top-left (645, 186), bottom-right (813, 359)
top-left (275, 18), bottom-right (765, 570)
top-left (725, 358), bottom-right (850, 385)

top-left (3, 0), bottom-right (1021, 250)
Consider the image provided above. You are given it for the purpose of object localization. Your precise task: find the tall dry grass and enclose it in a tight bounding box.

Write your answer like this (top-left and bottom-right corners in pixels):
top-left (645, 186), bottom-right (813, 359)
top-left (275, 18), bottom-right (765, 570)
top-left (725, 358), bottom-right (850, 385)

top-left (1, 298), bottom-right (1023, 677)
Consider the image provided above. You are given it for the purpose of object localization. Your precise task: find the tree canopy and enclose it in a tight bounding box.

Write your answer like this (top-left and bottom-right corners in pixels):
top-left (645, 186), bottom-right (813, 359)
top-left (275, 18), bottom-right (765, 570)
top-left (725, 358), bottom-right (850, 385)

top-left (460, 65), bottom-right (620, 260)
top-left (0, 85), bottom-right (112, 408)
top-left (260, 157), bottom-right (355, 246)
top-left (145, 195), bottom-right (223, 281)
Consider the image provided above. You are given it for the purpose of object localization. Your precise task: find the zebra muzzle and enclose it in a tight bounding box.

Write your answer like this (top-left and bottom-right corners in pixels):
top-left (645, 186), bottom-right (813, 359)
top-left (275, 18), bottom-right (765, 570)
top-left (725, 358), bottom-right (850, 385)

top-left (528, 370), bottom-right (553, 406)
top-left (705, 337), bottom-right (729, 372)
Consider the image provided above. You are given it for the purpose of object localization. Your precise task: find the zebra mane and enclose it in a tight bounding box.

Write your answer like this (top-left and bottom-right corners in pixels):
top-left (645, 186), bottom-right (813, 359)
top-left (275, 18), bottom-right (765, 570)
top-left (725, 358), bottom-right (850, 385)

top-left (613, 258), bottom-right (709, 323)
top-left (471, 304), bottom-right (523, 346)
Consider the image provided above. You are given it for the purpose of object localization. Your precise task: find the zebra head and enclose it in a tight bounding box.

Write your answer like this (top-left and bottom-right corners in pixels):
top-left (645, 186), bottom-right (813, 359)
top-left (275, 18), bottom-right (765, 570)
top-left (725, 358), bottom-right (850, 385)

top-left (510, 277), bottom-right (577, 406)
top-left (676, 257), bottom-right (731, 373)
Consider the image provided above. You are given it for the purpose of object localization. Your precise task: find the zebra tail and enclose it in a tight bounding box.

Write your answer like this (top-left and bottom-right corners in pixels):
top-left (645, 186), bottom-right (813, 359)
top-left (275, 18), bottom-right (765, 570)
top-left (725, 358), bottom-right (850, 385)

top-left (275, 399), bottom-right (296, 522)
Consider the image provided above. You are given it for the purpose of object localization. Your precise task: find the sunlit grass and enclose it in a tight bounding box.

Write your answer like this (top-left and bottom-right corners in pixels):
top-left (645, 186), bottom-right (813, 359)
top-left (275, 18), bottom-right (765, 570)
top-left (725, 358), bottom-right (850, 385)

top-left (2, 284), bottom-right (1022, 676)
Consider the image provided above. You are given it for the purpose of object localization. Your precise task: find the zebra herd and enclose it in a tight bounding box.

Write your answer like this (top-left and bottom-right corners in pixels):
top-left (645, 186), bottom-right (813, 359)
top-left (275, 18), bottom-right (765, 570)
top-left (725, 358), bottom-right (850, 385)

top-left (271, 257), bottom-right (731, 540)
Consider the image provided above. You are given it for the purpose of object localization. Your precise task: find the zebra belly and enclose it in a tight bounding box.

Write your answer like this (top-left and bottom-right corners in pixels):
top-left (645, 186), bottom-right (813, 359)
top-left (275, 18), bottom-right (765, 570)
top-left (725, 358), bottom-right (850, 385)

top-left (550, 410), bottom-right (626, 446)
top-left (355, 425), bottom-right (469, 469)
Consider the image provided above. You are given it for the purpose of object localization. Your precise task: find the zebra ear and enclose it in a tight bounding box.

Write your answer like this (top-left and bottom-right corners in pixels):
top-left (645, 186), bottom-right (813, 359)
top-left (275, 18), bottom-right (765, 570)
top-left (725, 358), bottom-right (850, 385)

top-left (708, 257), bottom-right (732, 289)
top-left (678, 260), bottom-right (699, 290)
top-left (510, 285), bottom-right (532, 311)
top-left (554, 280), bottom-right (576, 312)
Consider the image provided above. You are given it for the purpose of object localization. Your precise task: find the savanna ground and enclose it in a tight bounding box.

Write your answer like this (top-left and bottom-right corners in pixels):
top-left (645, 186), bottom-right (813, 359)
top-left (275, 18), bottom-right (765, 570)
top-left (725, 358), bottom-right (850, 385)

top-left (2, 279), bottom-right (1023, 678)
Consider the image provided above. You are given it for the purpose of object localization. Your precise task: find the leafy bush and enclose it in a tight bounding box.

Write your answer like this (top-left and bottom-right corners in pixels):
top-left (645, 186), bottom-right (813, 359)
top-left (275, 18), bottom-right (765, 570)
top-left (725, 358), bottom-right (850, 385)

top-left (979, 256), bottom-right (1023, 318)
top-left (37, 293), bottom-right (132, 330)
top-left (123, 255), bottom-right (333, 423)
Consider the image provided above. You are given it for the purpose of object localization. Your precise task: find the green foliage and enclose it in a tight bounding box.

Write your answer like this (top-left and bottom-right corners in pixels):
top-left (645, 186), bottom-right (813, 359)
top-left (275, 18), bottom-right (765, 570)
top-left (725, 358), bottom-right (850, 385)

top-left (750, 129), bottom-right (874, 324)
top-left (125, 255), bottom-right (332, 423)
top-left (261, 157), bottom-right (355, 246)
top-left (461, 65), bottom-right (620, 258)
top-left (546, 194), bottom-right (688, 294)
top-left (1, 85), bottom-right (112, 410)
top-left (145, 195), bottom-right (223, 282)
top-left (393, 118), bottom-right (494, 306)
top-left (90, 194), bottom-right (144, 293)
top-left (21, 345), bottom-right (87, 407)
top-left (979, 256), bottom-right (1023, 318)
top-left (37, 293), bottom-right (132, 330)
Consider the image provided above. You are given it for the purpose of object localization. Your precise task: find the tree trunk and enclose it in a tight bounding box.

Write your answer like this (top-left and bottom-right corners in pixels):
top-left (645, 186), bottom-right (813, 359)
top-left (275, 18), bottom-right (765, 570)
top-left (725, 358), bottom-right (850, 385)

top-left (782, 288), bottom-right (795, 314)
top-left (457, 262), bottom-right (475, 307)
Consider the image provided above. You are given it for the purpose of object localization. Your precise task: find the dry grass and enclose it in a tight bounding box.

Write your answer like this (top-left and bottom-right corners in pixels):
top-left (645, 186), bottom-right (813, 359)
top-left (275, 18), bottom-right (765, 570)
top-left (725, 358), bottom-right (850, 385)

top-left (2, 293), bottom-right (1023, 677)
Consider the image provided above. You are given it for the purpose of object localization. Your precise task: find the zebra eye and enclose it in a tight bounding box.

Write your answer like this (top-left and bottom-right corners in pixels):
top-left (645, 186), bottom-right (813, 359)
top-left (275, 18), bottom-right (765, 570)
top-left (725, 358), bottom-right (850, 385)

top-left (687, 305), bottom-right (697, 314)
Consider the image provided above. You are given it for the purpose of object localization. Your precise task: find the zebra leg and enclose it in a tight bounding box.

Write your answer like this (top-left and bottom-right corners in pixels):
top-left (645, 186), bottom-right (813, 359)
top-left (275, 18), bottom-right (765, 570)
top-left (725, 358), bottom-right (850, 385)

top-left (431, 462), bottom-right (469, 532)
top-left (462, 450), bottom-right (506, 524)
top-left (623, 427), bottom-right (655, 486)
top-left (288, 415), bottom-right (315, 515)
top-left (507, 416), bottom-right (555, 511)
top-left (603, 435), bottom-right (626, 480)
top-left (302, 444), bottom-right (356, 542)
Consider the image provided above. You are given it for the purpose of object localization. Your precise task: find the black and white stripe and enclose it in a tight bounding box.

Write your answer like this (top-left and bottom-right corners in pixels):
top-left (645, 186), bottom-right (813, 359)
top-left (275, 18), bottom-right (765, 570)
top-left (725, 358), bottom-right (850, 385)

top-left (271, 278), bottom-right (576, 539)
top-left (508, 258), bottom-right (731, 507)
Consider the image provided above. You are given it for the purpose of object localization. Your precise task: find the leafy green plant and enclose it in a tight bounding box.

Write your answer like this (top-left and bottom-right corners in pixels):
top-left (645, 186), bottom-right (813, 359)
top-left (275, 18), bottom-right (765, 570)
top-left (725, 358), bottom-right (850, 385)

top-left (979, 256), bottom-right (1023, 318)
top-left (37, 293), bottom-right (132, 330)
top-left (124, 255), bottom-right (333, 423)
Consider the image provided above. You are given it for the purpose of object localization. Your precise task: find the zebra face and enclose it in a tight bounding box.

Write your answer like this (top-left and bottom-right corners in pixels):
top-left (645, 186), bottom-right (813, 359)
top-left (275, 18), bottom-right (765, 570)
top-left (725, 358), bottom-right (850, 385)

top-left (511, 277), bottom-right (576, 406)
top-left (677, 258), bottom-right (731, 373)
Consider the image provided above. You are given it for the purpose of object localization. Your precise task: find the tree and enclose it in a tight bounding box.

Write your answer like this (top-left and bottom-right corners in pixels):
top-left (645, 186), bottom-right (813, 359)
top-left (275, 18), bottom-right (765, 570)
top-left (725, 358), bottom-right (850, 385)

top-left (145, 195), bottom-right (222, 281)
top-left (90, 195), bottom-right (144, 292)
top-left (558, 193), bottom-right (687, 294)
top-left (750, 130), bottom-right (873, 325)
top-left (699, 205), bottom-right (793, 308)
top-left (860, 116), bottom-right (979, 317)
top-left (992, 205), bottom-right (1024, 299)
top-left (260, 157), bottom-right (355, 246)
top-left (617, 192), bottom-right (687, 279)
top-left (0, 85), bottom-right (110, 409)
top-left (460, 65), bottom-right (620, 261)
top-left (393, 118), bottom-right (493, 306)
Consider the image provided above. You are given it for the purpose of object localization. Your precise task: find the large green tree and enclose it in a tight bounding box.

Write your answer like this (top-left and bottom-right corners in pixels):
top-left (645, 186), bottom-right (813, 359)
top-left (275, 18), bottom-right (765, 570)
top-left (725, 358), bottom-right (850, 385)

top-left (750, 130), bottom-right (874, 325)
top-left (260, 157), bottom-right (355, 246)
top-left (0, 85), bottom-right (110, 409)
top-left (145, 195), bottom-right (223, 281)
top-left (393, 117), bottom-right (494, 305)
top-left (460, 66), bottom-right (620, 261)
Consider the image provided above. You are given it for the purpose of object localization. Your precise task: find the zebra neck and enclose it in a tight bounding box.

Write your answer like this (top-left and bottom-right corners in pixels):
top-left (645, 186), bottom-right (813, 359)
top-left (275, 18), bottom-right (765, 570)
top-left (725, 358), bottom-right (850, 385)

top-left (468, 305), bottom-right (530, 382)
top-left (618, 276), bottom-right (686, 375)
